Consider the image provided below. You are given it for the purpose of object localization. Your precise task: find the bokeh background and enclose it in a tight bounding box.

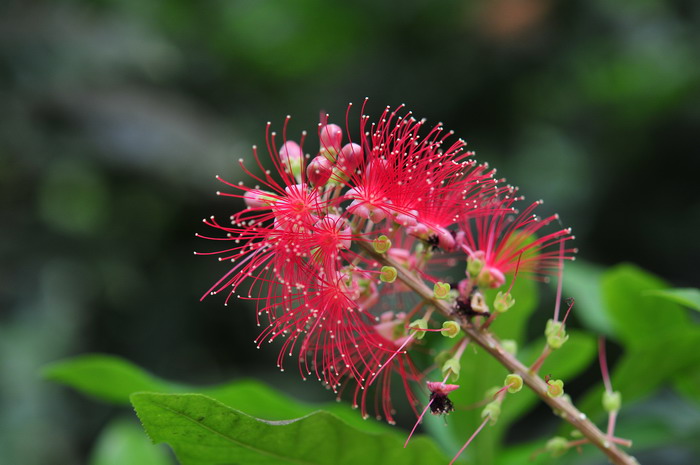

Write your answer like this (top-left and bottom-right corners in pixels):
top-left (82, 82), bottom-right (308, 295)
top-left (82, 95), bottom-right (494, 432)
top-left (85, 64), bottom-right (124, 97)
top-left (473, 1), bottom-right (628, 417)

top-left (2, 0), bottom-right (699, 464)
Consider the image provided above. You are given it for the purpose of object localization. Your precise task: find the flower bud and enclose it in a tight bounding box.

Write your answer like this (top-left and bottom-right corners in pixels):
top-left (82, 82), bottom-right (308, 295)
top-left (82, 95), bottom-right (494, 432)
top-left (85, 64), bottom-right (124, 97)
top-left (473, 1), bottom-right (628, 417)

top-left (279, 141), bottom-right (304, 179)
top-left (481, 400), bottom-right (501, 424)
top-left (603, 390), bottom-right (621, 413)
top-left (478, 266), bottom-right (506, 289)
top-left (501, 339), bottom-right (518, 356)
top-left (545, 436), bottom-right (569, 458)
top-left (433, 282), bottom-right (451, 300)
top-left (380, 266), bottom-right (397, 283)
top-left (547, 379), bottom-right (565, 398)
top-left (545, 319), bottom-right (569, 349)
top-left (409, 318), bottom-right (428, 339)
top-left (307, 155), bottom-right (332, 186)
top-left (244, 189), bottom-right (276, 208)
top-left (442, 357), bottom-right (461, 382)
top-left (373, 235), bottom-right (392, 254)
top-left (441, 321), bottom-right (461, 338)
top-left (504, 374), bottom-right (523, 393)
top-left (494, 291), bottom-right (515, 313)
top-left (338, 143), bottom-right (362, 171)
top-left (466, 255), bottom-right (484, 277)
top-left (319, 124), bottom-right (342, 161)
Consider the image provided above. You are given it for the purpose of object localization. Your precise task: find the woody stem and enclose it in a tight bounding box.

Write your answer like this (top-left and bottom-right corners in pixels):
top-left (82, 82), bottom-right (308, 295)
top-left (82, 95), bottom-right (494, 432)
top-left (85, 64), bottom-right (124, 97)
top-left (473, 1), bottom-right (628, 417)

top-left (360, 242), bottom-right (637, 465)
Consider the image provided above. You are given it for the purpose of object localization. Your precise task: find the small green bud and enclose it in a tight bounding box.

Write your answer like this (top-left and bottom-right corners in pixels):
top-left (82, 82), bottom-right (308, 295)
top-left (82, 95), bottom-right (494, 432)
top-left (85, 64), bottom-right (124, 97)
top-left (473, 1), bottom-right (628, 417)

top-left (547, 379), bottom-right (565, 398)
top-left (380, 266), bottom-right (397, 283)
top-left (545, 436), bottom-right (570, 458)
top-left (494, 291), bottom-right (515, 313)
top-left (505, 374), bottom-right (523, 393)
top-left (545, 319), bottom-right (569, 349)
top-left (373, 235), bottom-right (392, 254)
top-left (409, 318), bottom-right (428, 340)
top-left (481, 400), bottom-right (501, 424)
top-left (603, 390), bottom-right (622, 413)
top-left (440, 321), bottom-right (461, 338)
top-left (433, 282), bottom-right (451, 300)
top-left (570, 430), bottom-right (583, 439)
top-left (434, 350), bottom-right (452, 367)
top-left (467, 256), bottom-right (484, 277)
top-left (442, 357), bottom-right (461, 382)
top-left (501, 339), bottom-right (518, 356)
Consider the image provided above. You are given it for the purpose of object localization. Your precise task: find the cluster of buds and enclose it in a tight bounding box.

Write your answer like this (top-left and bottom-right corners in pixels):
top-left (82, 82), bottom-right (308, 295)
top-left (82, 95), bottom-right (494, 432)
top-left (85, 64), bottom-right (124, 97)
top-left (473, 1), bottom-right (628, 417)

top-left (196, 101), bottom-right (577, 426)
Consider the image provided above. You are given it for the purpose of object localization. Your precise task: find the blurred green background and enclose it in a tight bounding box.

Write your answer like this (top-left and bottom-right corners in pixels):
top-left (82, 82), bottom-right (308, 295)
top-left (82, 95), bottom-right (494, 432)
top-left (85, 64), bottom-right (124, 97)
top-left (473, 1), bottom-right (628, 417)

top-left (1, 0), bottom-right (699, 464)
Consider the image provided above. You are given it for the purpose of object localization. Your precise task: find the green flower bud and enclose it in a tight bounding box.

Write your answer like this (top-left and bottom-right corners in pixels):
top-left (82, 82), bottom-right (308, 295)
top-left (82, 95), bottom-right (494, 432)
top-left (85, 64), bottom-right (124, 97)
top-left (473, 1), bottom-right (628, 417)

top-left (545, 436), bottom-right (570, 458)
top-left (481, 400), bottom-right (501, 424)
top-left (440, 321), bottom-right (461, 338)
top-left (545, 319), bottom-right (569, 349)
top-left (433, 282), bottom-right (451, 300)
top-left (442, 357), bottom-right (461, 382)
top-left (409, 318), bottom-right (428, 340)
top-left (494, 291), bottom-right (515, 313)
top-left (547, 379), bottom-right (565, 398)
top-left (501, 339), bottom-right (518, 356)
top-left (505, 374), bottom-right (523, 393)
top-left (380, 266), bottom-right (397, 283)
top-left (467, 255), bottom-right (484, 278)
top-left (373, 235), bottom-right (392, 254)
top-left (603, 390), bottom-right (622, 413)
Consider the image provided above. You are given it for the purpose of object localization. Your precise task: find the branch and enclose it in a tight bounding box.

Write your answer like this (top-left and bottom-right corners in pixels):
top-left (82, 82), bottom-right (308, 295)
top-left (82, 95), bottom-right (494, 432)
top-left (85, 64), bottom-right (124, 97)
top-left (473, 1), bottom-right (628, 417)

top-left (359, 241), bottom-right (638, 465)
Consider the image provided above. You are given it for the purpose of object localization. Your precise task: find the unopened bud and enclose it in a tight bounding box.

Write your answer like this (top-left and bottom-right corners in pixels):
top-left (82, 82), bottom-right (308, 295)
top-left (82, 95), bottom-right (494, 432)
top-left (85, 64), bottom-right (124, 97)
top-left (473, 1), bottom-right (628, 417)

top-left (505, 374), bottom-right (523, 393)
top-left (494, 291), bottom-right (515, 313)
top-left (441, 321), bottom-right (461, 338)
top-left (545, 319), bottom-right (569, 349)
top-left (442, 357), bottom-right (461, 382)
top-left (373, 235), bottom-right (392, 254)
top-left (466, 256), bottom-right (484, 277)
top-left (501, 339), bottom-right (518, 355)
top-left (338, 143), bottom-right (363, 171)
top-left (481, 400), bottom-right (501, 424)
top-left (547, 379), bottom-right (565, 398)
top-left (603, 390), bottom-right (621, 413)
top-left (380, 266), bottom-right (397, 283)
top-left (433, 282), bottom-right (451, 300)
top-left (545, 436), bottom-right (569, 458)
top-left (279, 141), bottom-right (304, 180)
top-left (409, 318), bottom-right (428, 340)
top-left (307, 156), bottom-right (332, 186)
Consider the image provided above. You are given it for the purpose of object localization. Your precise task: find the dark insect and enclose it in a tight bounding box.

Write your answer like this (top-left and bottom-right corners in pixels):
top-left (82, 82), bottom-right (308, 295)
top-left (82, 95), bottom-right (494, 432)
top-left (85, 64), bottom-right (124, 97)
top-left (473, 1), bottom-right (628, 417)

top-left (454, 293), bottom-right (491, 321)
top-left (429, 391), bottom-right (455, 415)
top-left (426, 234), bottom-right (441, 251)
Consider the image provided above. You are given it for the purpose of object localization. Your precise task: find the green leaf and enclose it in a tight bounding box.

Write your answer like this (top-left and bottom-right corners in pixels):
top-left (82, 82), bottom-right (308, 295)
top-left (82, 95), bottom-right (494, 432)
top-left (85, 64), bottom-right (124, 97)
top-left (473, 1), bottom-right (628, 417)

top-left (562, 260), bottom-right (614, 335)
top-left (89, 417), bottom-right (174, 465)
top-left (644, 288), bottom-right (700, 312)
top-left (43, 354), bottom-right (392, 434)
top-left (43, 354), bottom-right (177, 404)
top-left (131, 393), bottom-right (451, 465)
top-left (602, 263), bottom-right (689, 347)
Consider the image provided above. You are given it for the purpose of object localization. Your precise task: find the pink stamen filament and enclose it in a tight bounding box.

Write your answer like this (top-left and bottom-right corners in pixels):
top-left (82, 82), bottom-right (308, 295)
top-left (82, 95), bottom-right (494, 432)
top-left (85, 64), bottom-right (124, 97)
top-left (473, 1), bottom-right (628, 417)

top-left (449, 414), bottom-right (491, 465)
top-left (552, 240), bottom-right (565, 321)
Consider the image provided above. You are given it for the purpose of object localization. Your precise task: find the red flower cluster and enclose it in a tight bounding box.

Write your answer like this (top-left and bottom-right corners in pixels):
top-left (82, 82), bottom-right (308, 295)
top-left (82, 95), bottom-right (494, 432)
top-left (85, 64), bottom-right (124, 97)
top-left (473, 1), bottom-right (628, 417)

top-left (196, 101), bottom-right (576, 423)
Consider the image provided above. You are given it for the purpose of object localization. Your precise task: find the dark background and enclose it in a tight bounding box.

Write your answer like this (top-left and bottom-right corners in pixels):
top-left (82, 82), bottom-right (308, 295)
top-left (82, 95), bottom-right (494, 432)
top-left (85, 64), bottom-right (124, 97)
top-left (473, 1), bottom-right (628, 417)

top-left (1, 0), bottom-right (699, 463)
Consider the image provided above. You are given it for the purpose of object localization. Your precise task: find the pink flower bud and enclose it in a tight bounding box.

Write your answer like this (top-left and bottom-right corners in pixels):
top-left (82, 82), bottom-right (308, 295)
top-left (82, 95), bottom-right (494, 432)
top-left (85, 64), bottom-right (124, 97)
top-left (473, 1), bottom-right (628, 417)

top-left (338, 143), bottom-right (363, 171)
top-left (307, 155), bottom-right (332, 186)
top-left (319, 124), bottom-right (343, 152)
top-left (279, 141), bottom-right (303, 165)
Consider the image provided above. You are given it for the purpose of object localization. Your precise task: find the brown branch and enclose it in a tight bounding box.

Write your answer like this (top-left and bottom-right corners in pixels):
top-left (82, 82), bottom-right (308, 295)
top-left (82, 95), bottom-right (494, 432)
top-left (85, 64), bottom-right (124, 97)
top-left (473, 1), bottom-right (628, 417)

top-left (359, 242), bottom-right (639, 465)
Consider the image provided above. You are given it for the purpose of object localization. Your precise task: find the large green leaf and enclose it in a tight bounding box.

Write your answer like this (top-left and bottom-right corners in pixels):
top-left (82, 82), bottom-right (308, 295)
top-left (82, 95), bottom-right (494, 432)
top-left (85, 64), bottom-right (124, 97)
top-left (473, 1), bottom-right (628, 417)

top-left (131, 393), bottom-right (451, 465)
top-left (602, 263), bottom-right (689, 347)
top-left (43, 354), bottom-right (392, 433)
top-left (561, 260), bottom-right (614, 335)
top-left (643, 288), bottom-right (700, 312)
top-left (89, 417), bottom-right (174, 465)
top-left (43, 354), bottom-right (178, 404)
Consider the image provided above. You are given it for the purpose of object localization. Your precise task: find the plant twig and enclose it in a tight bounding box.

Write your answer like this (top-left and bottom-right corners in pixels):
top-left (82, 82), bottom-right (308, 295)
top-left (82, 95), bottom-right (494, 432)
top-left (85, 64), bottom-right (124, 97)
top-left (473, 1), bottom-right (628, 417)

top-left (360, 241), bottom-right (638, 465)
